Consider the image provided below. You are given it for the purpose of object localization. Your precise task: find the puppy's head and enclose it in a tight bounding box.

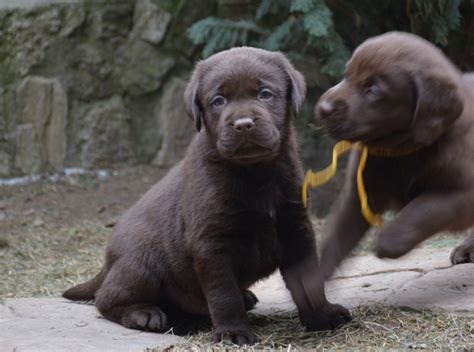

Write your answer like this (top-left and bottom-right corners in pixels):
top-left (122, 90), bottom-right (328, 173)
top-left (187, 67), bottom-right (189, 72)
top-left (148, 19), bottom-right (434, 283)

top-left (315, 32), bottom-right (464, 147)
top-left (185, 47), bottom-right (306, 164)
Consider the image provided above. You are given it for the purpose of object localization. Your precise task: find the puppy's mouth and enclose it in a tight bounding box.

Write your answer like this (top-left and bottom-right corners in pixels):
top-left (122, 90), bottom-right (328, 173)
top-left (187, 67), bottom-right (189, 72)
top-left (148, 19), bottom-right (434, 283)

top-left (231, 144), bottom-right (279, 161)
top-left (327, 121), bottom-right (415, 149)
top-left (217, 139), bottom-right (281, 163)
top-left (323, 118), bottom-right (371, 142)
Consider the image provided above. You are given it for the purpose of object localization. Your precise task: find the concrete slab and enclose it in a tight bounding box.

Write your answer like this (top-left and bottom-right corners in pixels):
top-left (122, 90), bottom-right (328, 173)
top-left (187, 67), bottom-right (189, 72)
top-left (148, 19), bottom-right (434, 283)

top-left (0, 298), bottom-right (183, 352)
top-left (333, 248), bottom-right (452, 279)
top-left (1, 248), bottom-right (472, 351)
top-left (252, 248), bottom-right (473, 315)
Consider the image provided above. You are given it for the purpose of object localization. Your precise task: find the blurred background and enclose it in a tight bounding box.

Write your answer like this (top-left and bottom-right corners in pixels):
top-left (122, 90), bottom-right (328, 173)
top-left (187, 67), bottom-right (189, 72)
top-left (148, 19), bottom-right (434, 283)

top-left (0, 0), bottom-right (473, 214)
top-left (1, 2), bottom-right (473, 340)
top-left (1, 0), bottom-right (473, 216)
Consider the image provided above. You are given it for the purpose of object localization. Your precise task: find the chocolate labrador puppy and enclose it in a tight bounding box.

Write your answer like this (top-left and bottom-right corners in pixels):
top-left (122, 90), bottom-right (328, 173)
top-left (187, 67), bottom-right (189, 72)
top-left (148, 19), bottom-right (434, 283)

top-left (313, 31), bottom-right (474, 279)
top-left (63, 47), bottom-right (350, 345)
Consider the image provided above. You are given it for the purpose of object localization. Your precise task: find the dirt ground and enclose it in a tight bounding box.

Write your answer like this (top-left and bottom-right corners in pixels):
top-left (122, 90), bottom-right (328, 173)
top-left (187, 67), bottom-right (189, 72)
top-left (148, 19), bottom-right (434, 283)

top-left (1, 165), bottom-right (472, 350)
top-left (0, 165), bottom-right (166, 298)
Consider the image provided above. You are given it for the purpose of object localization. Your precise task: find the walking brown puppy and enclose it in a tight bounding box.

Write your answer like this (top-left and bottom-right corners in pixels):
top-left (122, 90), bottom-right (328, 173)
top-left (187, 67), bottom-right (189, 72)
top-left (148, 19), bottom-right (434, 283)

top-left (63, 47), bottom-right (351, 346)
top-left (313, 32), bottom-right (474, 280)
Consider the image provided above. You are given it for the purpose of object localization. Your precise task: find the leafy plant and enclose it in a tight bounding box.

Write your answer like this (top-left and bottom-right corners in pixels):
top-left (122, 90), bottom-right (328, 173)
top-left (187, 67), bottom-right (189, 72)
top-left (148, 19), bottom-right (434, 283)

top-left (188, 0), bottom-right (349, 78)
top-left (187, 0), bottom-right (474, 80)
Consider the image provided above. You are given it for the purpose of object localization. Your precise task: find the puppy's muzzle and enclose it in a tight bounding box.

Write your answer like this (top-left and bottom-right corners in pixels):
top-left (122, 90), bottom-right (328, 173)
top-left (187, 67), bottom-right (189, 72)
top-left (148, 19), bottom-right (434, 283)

top-left (317, 100), bottom-right (336, 120)
top-left (232, 117), bottom-right (256, 132)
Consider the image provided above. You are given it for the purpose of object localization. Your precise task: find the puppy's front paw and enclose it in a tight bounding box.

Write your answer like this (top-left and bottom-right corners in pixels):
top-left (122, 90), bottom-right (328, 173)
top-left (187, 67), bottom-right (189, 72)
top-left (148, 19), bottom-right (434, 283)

top-left (212, 328), bottom-right (257, 346)
top-left (450, 241), bottom-right (474, 264)
top-left (212, 326), bottom-right (257, 346)
top-left (301, 302), bottom-right (352, 331)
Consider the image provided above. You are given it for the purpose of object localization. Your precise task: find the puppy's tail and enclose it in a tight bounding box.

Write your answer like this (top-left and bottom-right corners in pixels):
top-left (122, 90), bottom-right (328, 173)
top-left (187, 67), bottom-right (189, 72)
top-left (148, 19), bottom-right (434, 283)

top-left (62, 268), bottom-right (107, 301)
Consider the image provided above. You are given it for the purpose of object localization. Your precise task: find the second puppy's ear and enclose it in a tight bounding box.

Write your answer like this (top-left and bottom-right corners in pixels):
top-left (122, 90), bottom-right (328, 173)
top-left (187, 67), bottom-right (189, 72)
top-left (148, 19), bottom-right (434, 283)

top-left (184, 65), bottom-right (203, 131)
top-left (411, 71), bottom-right (463, 145)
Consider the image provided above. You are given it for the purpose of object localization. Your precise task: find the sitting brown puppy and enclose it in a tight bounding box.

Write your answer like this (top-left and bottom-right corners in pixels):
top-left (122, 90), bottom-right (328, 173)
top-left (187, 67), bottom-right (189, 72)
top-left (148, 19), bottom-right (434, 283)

top-left (63, 47), bottom-right (350, 345)
top-left (313, 31), bottom-right (474, 279)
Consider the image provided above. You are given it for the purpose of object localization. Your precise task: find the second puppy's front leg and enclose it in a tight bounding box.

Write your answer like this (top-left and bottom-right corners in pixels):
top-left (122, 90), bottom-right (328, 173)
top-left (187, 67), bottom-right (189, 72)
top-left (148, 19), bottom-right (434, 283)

top-left (320, 154), bottom-right (371, 279)
top-left (376, 191), bottom-right (473, 259)
top-left (278, 200), bottom-right (352, 331)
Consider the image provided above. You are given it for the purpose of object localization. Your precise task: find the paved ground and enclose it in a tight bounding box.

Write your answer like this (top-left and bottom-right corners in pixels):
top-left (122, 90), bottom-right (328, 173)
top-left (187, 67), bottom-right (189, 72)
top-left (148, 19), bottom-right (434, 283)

top-left (1, 247), bottom-right (472, 351)
top-left (253, 248), bottom-right (474, 315)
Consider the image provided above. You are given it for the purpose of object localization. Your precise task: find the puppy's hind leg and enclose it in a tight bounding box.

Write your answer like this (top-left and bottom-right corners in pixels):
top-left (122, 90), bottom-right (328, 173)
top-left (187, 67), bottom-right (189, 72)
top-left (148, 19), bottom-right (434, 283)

top-left (94, 262), bottom-right (170, 332)
top-left (242, 289), bottom-right (259, 311)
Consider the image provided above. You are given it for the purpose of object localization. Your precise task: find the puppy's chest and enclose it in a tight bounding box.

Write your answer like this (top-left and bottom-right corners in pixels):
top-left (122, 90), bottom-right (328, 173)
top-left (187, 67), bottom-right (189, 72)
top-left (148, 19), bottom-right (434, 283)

top-left (364, 157), bottom-right (426, 208)
top-left (232, 187), bottom-right (284, 274)
top-left (235, 178), bottom-right (283, 218)
top-left (233, 210), bottom-right (282, 284)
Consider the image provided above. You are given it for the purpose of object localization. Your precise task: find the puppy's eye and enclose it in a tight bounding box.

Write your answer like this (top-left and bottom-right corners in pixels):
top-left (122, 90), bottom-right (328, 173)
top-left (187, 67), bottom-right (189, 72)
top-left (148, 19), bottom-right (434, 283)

top-left (363, 83), bottom-right (381, 101)
top-left (211, 95), bottom-right (226, 108)
top-left (258, 89), bottom-right (273, 101)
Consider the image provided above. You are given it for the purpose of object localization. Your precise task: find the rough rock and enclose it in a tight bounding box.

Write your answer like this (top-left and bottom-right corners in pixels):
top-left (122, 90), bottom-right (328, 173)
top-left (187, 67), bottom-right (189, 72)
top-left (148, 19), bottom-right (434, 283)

top-left (116, 39), bottom-right (175, 96)
top-left (0, 150), bottom-right (11, 176)
top-left (3, 7), bottom-right (60, 77)
top-left (87, 2), bottom-right (133, 40)
top-left (45, 80), bottom-right (68, 169)
top-left (152, 77), bottom-right (195, 167)
top-left (0, 0), bottom-right (80, 10)
top-left (0, 0), bottom-right (326, 181)
top-left (0, 87), bottom-right (4, 132)
top-left (130, 0), bottom-right (172, 45)
top-left (79, 96), bottom-right (133, 167)
top-left (15, 76), bottom-right (67, 173)
top-left (14, 124), bottom-right (42, 174)
top-left (59, 3), bottom-right (85, 37)
top-left (65, 43), bottom-right (119, 101)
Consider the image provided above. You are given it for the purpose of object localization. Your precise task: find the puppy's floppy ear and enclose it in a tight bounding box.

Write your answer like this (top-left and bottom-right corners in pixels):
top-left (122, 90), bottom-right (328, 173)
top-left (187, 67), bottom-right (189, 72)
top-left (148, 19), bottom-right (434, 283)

top-left (275, 53), bottom-right (307, 117)
top-left (184, 65), bottom-right (203, 132)
top-left (411, 72), bottom-right (463, 145)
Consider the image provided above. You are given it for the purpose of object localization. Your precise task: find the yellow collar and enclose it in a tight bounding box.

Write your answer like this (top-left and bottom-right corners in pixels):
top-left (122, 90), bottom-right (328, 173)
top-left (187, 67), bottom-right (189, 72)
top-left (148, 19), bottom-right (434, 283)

top-left (302, 141), bottom-right (421, 227)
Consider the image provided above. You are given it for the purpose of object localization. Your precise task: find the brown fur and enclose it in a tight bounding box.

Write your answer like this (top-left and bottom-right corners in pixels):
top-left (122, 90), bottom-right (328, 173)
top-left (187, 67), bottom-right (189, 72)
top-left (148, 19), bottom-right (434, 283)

top-left (313, 32), bottom-right (474, 280)
top-left (63, 47), bottom-right (350, 346)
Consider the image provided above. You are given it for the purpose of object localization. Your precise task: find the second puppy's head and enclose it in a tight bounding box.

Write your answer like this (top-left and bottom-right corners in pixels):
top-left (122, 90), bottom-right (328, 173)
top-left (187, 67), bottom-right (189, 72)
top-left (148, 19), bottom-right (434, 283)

top-left (185, 47), bottom-right (306, 164)
top-left (314, 32), bottom-right (464, 148)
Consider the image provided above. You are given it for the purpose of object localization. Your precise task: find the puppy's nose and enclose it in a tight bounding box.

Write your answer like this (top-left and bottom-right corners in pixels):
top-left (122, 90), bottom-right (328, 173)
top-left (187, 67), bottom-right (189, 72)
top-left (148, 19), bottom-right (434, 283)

top-left (233, 117), bottom-right (255, 131)
top-left (318, 100), bottom-right (335, 120)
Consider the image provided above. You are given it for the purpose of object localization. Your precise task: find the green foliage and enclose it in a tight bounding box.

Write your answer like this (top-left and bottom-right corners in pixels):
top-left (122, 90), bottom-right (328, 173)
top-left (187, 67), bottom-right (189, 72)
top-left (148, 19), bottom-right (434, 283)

top-left (291, 0), bottom-right (317, 13)
top-left (255, 0), bottom-right (289, 20)
top-left (261, 19), bottom-right (293, 51)
top-left (187, 17), bottom-right (266, 58)
top-left (187, 0), bottom-right (474, 80)
top-left (187, 0), bottom-right (349, 78)
top-left (413, 0), bottom-right (462, 44)
top-left (303, 2), bottom-right (332, 37)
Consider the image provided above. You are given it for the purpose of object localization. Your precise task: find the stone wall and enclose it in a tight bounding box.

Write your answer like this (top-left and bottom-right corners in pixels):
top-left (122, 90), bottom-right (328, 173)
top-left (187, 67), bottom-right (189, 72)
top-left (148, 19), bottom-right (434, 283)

top-left (0, 0), bottom-right (337, 215)
top-left (0, 0), bottom-right (216, 177)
